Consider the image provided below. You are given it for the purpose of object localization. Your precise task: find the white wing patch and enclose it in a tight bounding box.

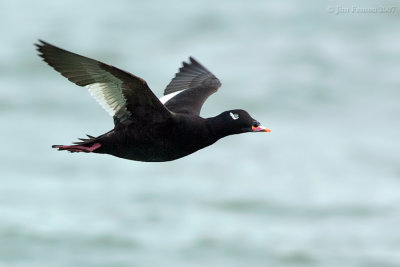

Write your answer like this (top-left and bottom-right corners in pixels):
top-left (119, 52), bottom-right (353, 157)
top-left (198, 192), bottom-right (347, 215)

top-left (86, 82), bottom-right (131, 118)
top-left (159, 89), bottom-right (185, 104)
top-left (230, 112), bottom-right (239, 120)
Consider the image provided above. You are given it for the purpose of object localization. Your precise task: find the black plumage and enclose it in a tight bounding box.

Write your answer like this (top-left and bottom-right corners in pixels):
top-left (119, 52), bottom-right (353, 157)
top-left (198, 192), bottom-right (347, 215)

top-left (36, 40), bottom-right (270, 162)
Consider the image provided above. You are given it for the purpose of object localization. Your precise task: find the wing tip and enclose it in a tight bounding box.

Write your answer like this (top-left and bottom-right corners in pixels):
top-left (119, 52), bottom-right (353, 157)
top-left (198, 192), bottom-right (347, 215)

top-left (34, 39), bottom-right (65, 57)
top-left (35, 39), bottom-right (51, 59)
top-left (34, 39), bottom-right (47, 50)
top-left (181, 56), bottom-right (199, 66)
top-left (189, 56), bottom-right (197, 63)
top-left (177, 56), bottom-right (208, 74)
top-left (187, 56), bottom-right (201, 66)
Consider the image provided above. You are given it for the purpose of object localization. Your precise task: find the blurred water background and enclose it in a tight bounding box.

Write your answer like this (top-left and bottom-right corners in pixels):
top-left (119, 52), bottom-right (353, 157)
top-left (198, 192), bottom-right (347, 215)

top-left (1, 0), bottom-right (400, 266)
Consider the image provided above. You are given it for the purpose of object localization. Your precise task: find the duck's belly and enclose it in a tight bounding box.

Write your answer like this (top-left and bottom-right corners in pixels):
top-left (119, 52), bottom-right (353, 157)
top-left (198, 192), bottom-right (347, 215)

top-left (114, 142), bottom-right (201, 162)
top-left (103, 132), bottom-right (208, 162)
top-left (100, 121), bottom-right (214, 162)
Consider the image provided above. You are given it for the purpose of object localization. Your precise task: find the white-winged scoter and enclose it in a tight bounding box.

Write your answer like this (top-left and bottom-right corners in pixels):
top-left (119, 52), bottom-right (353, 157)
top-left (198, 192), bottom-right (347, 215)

top-left (36, 40), bottom-right (270, 162)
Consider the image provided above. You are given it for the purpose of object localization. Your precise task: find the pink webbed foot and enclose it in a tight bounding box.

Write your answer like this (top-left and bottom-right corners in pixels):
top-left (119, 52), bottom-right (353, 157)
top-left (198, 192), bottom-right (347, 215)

top-left (52, 143), bottom-right (101, 153)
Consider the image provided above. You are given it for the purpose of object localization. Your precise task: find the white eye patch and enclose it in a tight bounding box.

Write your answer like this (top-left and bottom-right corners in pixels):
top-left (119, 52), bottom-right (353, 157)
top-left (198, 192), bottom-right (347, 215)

top-left (230, 112), bottom-right (239, 120)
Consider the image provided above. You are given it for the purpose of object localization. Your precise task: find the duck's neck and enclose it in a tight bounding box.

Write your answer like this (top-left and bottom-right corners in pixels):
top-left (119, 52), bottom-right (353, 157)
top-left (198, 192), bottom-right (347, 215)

top-left (205, 115), bottom-right (236, 141)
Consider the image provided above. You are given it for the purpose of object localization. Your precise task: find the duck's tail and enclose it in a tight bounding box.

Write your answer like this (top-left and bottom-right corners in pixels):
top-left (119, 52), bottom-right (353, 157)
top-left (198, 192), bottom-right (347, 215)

top-left (52, 135), bottom-right (101, 153)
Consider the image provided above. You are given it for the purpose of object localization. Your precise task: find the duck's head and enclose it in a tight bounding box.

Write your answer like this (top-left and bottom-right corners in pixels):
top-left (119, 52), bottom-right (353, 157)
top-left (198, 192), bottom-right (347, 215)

top-left (210, 109), bottom-right (271, 137)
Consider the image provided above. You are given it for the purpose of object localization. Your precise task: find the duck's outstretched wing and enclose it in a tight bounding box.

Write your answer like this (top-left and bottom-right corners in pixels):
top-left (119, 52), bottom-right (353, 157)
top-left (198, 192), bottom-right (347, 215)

top-left (160, 57), bottom-right (221, 115)
top-left (36, 40), bottom-right (171, 124)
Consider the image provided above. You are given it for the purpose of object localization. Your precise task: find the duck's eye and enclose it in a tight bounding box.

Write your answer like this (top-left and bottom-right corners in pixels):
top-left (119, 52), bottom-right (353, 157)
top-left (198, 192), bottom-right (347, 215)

top-left (229, 112), bottom-right (239, 120)
top-left (252, 121), bottom-right (260, 127)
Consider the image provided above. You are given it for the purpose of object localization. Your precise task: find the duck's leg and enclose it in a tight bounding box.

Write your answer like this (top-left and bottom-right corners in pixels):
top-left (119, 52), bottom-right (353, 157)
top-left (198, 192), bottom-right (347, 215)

top-left (52, 143), bottom-right (101, 153)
